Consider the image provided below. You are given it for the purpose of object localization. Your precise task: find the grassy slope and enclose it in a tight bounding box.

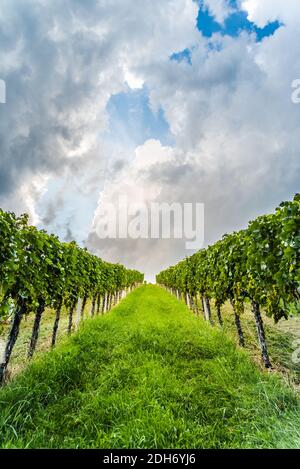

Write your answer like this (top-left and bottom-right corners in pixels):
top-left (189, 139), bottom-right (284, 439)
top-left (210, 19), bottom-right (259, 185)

top-left (0, 285), bottom-right (300, 449)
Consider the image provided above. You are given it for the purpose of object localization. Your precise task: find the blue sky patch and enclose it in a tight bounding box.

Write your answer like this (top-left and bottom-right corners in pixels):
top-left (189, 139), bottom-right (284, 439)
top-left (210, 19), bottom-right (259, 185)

top-left (197, 8), bottom-right (221, 37)
top-left (106, 88), bottom-right (173, 148)
top-left (255, 20), bottom-right (282, 42)
top-left (171, 48), bottom-right (192, 65)
top-left (197, 3), bottom-right (282, 42)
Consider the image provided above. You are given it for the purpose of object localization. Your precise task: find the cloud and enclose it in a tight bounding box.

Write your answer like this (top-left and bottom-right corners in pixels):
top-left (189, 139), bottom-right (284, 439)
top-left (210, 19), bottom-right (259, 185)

top-left (87, 139), bottom-right (190, 280)
top-left (242, 0), bottom-right (300, 27)
top-left (0, 0), bottom-right (198, 222)
top-left (202, 0), bottom-right (235, 23)
top-left (89, 2), bottom-right (300, 279)
top-left (0, 173), bottom-right (49, 225)
top-left (1, 0), bottom-right (300, 281)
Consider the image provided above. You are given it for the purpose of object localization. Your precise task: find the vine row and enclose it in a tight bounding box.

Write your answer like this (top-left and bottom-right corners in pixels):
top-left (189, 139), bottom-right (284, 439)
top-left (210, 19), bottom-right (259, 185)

top-left (0, 210), bottom-right (144, 384)
top-left (157, 194), bottom-right (300, 368)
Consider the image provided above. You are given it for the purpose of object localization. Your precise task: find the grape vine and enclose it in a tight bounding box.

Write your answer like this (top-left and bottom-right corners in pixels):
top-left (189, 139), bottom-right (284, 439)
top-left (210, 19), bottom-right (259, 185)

top-left (0, 209), bottom-right (144, 384)
top-left (157, 194), bottom-right (300, 368)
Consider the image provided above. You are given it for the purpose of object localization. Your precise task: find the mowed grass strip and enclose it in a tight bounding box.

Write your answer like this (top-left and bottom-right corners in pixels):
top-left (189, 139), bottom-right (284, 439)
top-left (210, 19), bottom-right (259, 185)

top-left (0, 285), bottom-right (300, 449)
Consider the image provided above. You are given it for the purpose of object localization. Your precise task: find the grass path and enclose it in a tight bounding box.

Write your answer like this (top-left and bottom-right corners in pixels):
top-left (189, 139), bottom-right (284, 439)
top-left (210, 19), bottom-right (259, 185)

top-left (0, 285), bottom-right (300, 449)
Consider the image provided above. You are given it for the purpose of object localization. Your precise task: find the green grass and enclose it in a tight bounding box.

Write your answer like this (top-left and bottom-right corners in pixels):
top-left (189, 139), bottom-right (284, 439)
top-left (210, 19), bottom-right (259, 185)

top-left (0, 285), bottom-right (300, 449)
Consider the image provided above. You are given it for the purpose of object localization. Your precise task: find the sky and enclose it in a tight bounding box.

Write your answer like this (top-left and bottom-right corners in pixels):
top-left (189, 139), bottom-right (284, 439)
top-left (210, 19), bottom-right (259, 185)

top-left (0, 0), bottom-right (300, 281)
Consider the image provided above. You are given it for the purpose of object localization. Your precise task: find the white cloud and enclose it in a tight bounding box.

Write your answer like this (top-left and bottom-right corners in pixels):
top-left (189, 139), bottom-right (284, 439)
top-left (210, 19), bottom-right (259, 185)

top-left (1, 0), bottom-right (300, 280)
top-left (0, 0), bottom-right (199, 251)
top-left (1, 173), bottom-right (50, 225)
top-left (0, 0), bottom-right (198, 212)
top-left (92, 139), bottom-right (173, 231)
top-left (88, 140), bottom-right (182, 280)
top-left (203, 0), bottom-right (234, 23)
top-left (242, 0), bottom-right (300, 27)
top-left (124, 68), bottom-right (144, 90)
top-left (89, 1), bottom-right (300, 278)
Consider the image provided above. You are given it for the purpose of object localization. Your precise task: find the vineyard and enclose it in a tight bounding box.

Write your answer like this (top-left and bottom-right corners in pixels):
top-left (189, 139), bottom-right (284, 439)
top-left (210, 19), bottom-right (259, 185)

top-left (0, 196), bottom-right (300, 448)
top-left (157, 194), bottom-right (300, 369)
top-left (1, 285), bottom-right (300, 449)
top-left (0, 209), bottom-right (143, 384)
